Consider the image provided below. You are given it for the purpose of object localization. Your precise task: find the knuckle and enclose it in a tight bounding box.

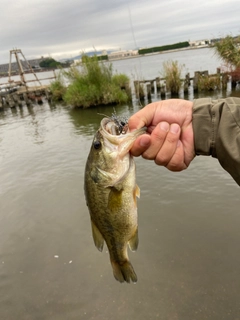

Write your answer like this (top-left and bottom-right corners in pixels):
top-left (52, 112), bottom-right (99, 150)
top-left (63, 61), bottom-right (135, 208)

top-left (167, 158), bottom-right (187, 172)
top-left (165, 133), bottom-right (179, 144)
top-left (167, 162), bottom-right (184, 172)
top-left (154, 153), bottom-right (169, 166)
top-left (142, 152), bottom-right (154, 160)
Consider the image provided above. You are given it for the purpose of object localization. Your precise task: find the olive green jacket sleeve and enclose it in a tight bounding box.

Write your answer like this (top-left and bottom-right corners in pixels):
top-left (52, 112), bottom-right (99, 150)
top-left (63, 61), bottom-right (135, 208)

top-left (192, 97), bottom-right (240, 186)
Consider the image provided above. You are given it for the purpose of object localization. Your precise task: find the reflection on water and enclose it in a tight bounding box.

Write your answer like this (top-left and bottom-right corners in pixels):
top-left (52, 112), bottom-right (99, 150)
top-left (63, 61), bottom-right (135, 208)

top-left (68, 102), bottom-right (137, 136)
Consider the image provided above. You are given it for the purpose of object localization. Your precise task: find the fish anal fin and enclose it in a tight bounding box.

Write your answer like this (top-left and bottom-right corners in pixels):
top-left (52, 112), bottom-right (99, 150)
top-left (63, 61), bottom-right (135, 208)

top-left (128, 228), bottom-right (139, 252)
top-left (91, 220), bottom-right (104, 252)
top-left (110, 259), bottom-right (137, 283)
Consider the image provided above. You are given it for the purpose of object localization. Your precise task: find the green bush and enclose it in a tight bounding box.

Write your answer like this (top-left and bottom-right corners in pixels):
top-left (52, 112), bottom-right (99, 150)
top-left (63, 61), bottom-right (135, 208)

top-left (198, 75), bottom-right (221, 91)
top-left (49, 73), bottom-right (67, 101)
top-left (63, 55), bottom-right (131, 108)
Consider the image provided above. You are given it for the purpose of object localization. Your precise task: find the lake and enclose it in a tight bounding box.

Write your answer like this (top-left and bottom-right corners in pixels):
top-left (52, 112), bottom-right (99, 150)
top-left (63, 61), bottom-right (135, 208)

top-left (0, 48), bottom-right (240, 320)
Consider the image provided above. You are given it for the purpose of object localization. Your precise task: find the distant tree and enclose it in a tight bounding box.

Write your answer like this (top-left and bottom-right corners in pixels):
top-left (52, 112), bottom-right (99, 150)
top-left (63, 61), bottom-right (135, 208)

top-left (138, 42), bottom-right (190, 55)
top-left (39, 58), bottom-right (61, 68)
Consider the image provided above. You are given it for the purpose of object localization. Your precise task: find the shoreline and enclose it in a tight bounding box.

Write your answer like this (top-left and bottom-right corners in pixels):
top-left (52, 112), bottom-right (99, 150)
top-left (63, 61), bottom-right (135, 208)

top-left (108, 45), bottom-right (210, 62)
top-left (0, 45), bottom-right (211, 79)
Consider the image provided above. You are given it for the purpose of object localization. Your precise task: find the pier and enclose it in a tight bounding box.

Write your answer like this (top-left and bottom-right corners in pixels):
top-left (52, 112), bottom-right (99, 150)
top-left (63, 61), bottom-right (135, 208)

top-left (0, 49), bottom-right (55, 108)
top-left (133, 69), bottom-right (234, 101)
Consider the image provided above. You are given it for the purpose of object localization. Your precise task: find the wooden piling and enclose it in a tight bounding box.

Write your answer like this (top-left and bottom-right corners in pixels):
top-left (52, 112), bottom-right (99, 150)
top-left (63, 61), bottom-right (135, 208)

top-left (184, 73), bottom-right (190, 93)
top-left (193, 71), bottom-right (200, 92)
top-left (156, 77), bottom-right (161, 93)
top-left (222, 73), bottom-right (228, 90)
top-left (150, 81), bottom-right (154, 93)
top-left (146, 84), bottom-right (152, 102)
top-left (134, 81), bottom-right (145, 100)
top-left (160, 84), bottom-right (166, 99)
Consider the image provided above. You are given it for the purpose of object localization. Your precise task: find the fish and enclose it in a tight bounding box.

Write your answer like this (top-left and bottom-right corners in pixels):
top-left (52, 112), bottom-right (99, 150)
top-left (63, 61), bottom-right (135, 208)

top-left (84, 114), bottom-right (145, 283)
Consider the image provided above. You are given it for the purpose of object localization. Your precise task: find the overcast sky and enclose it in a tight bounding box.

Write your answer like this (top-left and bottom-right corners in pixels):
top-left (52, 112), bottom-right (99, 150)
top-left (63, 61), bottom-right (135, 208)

top-left (0, 0), bottom-right (239, 63)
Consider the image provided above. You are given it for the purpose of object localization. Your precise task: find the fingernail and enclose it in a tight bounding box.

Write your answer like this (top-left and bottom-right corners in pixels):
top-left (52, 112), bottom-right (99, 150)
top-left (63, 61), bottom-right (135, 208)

top-left (160, 121), bottom-right (169, 132)
top-left (170, 123), bottom-right (180, 134)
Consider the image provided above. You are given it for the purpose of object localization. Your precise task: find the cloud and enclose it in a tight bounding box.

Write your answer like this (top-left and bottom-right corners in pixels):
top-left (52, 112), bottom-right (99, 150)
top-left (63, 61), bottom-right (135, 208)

top-left (0, 0), bottom-right (239, 63)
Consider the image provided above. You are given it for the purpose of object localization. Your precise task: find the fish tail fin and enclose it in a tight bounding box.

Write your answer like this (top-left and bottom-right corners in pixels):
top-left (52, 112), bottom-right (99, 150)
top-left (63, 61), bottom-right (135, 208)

top-left (110, 259), bottom-right (137, 283)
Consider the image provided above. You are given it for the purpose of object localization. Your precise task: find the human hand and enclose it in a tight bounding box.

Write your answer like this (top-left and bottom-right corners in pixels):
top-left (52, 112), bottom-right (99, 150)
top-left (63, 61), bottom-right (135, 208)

top-left (128, 99), bottom-right (195, 171)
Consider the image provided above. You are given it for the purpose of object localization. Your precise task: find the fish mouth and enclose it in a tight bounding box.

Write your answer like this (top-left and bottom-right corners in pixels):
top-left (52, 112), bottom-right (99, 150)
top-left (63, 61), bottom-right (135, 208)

top-left (100, 117), bottom-right (146, 156)
top-left (101, 117), bottom-right (128, 136)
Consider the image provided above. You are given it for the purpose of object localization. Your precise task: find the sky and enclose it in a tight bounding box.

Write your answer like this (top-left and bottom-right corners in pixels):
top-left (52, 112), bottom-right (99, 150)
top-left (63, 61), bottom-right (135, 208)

top-left (0, 0), bottom-right (240, 64)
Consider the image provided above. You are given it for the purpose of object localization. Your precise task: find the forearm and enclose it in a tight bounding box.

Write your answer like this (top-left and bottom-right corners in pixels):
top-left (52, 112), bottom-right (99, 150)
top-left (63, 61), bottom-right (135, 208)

top-left (192, 97), bottom-right (240, 185)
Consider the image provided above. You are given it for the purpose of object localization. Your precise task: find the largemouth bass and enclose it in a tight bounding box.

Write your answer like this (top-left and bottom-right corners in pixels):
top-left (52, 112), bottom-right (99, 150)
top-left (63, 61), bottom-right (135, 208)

top-left (84, 115), bottom-right (145, 283)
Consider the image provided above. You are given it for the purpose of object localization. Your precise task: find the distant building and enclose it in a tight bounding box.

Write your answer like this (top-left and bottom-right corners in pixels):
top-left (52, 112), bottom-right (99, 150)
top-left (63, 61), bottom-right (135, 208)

top-left (189, 39), bottom-right (212, 47)
top-left (108, 50), bottom-right (138, 60)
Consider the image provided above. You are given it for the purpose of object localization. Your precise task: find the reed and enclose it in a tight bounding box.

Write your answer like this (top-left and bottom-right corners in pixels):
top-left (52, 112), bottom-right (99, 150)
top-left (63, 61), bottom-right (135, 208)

top-left (162, 60), bottom-right (182, 95)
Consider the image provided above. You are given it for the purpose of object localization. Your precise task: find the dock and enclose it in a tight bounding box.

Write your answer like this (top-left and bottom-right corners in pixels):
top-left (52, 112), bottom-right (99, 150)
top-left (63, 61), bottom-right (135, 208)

top-left (0, 49), bottom-right (56, 108)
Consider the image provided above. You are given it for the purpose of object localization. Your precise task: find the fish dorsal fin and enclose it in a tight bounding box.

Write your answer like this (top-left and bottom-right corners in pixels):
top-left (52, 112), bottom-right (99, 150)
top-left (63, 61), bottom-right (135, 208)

top-left (91, 219), bottom-right (104, 252)
top-left (128, 227), bottom-right (139, 252)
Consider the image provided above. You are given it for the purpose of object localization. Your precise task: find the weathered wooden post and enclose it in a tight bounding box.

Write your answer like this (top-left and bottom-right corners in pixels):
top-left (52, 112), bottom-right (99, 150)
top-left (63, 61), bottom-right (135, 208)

top-left (231, 73), bottom-right (238, 89)
top-left (193, 71), bottom-right (200, 92)
top-left (23, 92), bottom-right (31, 105)
top-left (156, 77), bottom-right (161, 93)
top-left (134, 80), bottom-right (139, 99)
top-left (35, 91), bottom-right (43, 104)
top-left (124, 82), bottom-right (132, 101)
top-left (6, 94), bottom-right (15, 108)
top-left (221, 73), bottom-right (228, 90)
top-left (160, 84), bottom-right (166, 99)
top-left (184, 73), bottom-right (190, 93)
top-left (146, 84), bottom-right (152, 102)
top-left (134, 81), bottom-right (145, 101)
top-left (12, 93), bottom-right (22, 107)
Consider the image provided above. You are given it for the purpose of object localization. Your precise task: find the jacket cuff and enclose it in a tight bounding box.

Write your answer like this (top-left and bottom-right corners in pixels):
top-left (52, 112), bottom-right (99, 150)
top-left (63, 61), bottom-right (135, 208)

top-left (192, 98), bottom-right (214, 156)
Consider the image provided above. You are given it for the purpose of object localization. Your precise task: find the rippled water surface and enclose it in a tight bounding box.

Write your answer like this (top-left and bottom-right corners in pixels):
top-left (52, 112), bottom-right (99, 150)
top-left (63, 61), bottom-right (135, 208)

top-left (0, 49), bottom-right (240, 320)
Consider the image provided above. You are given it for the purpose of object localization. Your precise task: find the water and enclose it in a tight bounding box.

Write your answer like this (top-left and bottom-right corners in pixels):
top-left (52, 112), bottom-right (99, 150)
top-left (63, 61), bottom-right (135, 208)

top-left (111, 47), bottom-right (223, 80)
top-left (0, 49), bottom-right (240, 320)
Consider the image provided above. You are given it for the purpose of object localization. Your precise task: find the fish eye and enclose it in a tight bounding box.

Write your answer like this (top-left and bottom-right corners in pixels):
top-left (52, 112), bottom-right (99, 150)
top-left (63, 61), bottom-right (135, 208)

top-left (93, 140), bottom-right (101, 150)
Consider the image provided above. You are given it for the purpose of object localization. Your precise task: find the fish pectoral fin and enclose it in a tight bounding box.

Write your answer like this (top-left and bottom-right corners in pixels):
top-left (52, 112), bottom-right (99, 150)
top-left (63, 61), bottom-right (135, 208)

top-left (128, 228), bottom-right (139, 252)
top-left (135, 184), bottom-right (140, 198)
top-left (91, 220), bottom-right (104, 252)
top-left (133, 184), bottom-right (140, 207)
